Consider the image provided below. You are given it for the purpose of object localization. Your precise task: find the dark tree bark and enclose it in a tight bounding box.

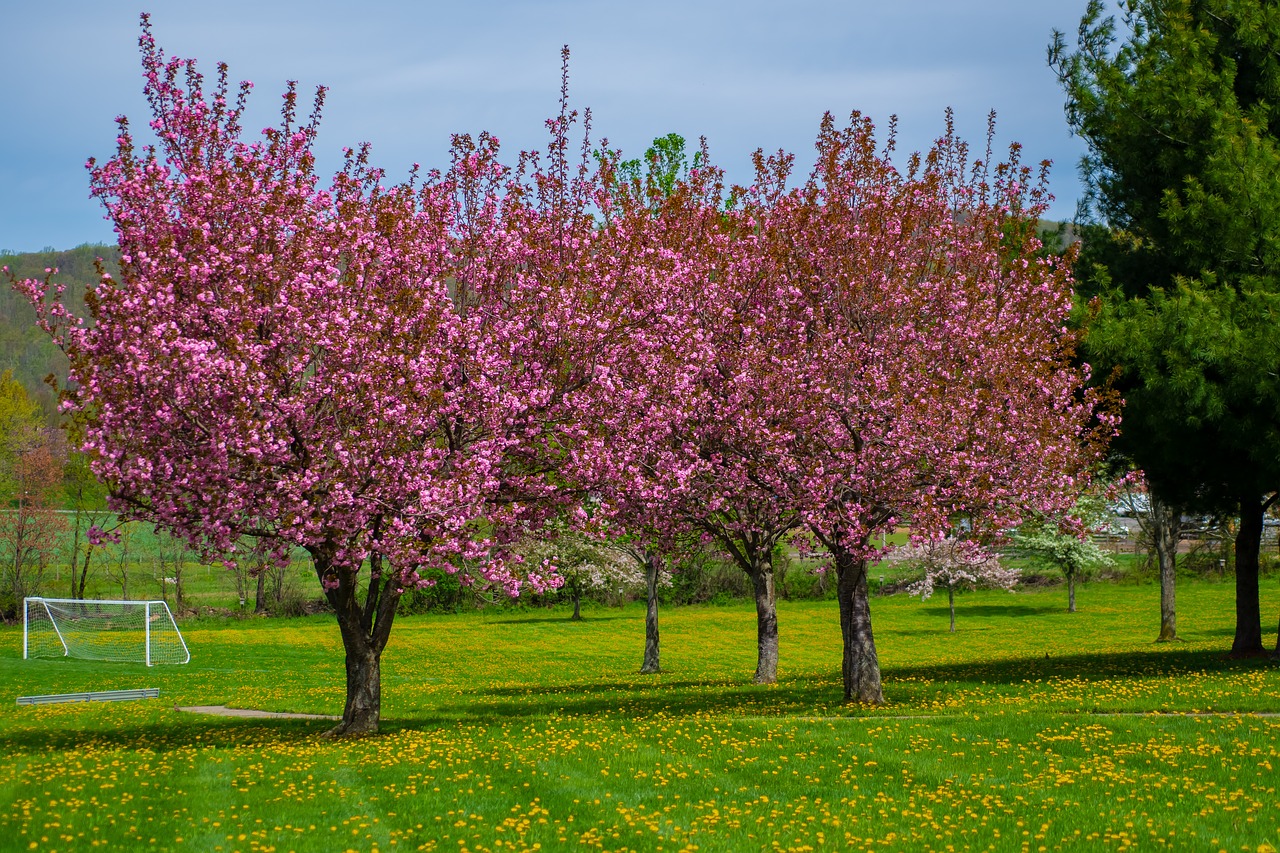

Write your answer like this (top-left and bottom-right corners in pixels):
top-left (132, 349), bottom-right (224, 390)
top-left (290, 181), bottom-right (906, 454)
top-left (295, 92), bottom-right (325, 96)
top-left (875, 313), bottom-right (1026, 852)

top-left (66, 515), bottom-right (92, 600)
top-left (1150, 494), bottom-right (1179, 642)
top-left (834, 545), bottom-right (884, 704)
top-left (1067, 570), bottom-right (1077, 613)
top-left (749, 566), bottom-right (779, 684)
top-left (67, 518), bottom-right (98, 600)
top-left (76, 550), bottom-right (92, 600)
top-left (255, 569), bottom-right (267, 614)
top-left (570, 584), bottom-right (582, 621)
top-left (334, 616), bottom-right (382, 733)
top-left (711, 522), bottom-right (793, 685)
top-left (947, 582), bottom-right (956, 634)
top-left (640, 550), bottom-right (661, 674)
top-left (1231, 495), bottom-right (1266, 658)
top-left (810, 526), bottom-right (885, 704)
top-left (173, 557), bottom-right (185, 611)
top-left (311, 542), bottom-right (400, 736)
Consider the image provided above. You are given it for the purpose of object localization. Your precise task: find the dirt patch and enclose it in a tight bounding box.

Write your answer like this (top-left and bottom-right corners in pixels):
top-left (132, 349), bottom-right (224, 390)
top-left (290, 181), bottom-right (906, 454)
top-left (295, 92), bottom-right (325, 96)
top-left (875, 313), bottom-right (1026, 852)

top-left (175, 705), bottom-right (339, 721)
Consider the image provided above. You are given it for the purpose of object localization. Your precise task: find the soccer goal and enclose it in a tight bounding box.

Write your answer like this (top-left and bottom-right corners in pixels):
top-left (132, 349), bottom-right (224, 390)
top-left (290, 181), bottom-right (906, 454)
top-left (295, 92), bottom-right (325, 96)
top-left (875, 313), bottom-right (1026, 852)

top-left (23, 598), bottom-right (190, 666)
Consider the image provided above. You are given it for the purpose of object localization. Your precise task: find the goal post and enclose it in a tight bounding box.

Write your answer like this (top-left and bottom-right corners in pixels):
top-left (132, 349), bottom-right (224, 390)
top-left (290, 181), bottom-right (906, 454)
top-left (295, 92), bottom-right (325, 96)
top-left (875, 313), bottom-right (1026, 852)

top-left (23, 598), bottom-right (190, 666)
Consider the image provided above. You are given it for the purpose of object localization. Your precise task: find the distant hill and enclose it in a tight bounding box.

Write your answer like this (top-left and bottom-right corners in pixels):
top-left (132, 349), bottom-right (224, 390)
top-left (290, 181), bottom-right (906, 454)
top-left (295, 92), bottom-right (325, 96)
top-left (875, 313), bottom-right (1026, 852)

top-left (0, 244), bottom-right (119, 422)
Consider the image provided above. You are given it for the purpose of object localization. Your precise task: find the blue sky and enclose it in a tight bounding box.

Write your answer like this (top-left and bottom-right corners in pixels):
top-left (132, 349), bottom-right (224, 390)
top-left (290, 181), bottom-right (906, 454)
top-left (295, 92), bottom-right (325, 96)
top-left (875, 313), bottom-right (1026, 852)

top-left (2, 1), bottom-right (1096, 253)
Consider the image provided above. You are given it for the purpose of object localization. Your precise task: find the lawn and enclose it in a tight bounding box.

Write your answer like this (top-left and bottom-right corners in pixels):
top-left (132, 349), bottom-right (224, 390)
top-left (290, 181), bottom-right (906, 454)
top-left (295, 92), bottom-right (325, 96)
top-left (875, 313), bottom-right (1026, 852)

top-left (2, 579), bottom-right (1278, 852)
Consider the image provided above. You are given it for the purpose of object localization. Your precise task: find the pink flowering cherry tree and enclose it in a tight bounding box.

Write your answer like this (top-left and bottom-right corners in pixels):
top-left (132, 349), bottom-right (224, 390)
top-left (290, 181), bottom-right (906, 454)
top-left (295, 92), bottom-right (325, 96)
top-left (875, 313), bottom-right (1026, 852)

top-left (12, 23), bottom-right (624, 735)
top-left (734, 113), bottom-right (1114, 703)
top-left (570, 152), bottom-right (810, 685)
top-left (573, 116), bottom-right (1111, 694)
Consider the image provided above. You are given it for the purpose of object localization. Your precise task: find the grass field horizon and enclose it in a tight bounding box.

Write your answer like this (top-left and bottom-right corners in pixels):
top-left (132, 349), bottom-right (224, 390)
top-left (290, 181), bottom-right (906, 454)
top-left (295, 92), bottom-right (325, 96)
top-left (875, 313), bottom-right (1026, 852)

top-left (4, 579), bottom-right (1278, 851)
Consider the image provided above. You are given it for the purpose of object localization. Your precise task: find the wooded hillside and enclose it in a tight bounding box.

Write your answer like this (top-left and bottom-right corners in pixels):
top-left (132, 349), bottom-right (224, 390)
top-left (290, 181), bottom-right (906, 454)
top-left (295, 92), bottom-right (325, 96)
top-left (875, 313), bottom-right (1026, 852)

top-left (0, 244), bottom-right (119, 421)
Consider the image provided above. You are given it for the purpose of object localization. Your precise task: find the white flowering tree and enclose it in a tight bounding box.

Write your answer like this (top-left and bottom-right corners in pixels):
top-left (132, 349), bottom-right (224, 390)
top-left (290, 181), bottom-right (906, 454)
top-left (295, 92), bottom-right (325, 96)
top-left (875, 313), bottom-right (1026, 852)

top-left (518, 531), bottom-right (668, 621)
top-left (885, 537), bottom-right (1020, 632)
top-left (1012, 494), bottom-right (1117, 613)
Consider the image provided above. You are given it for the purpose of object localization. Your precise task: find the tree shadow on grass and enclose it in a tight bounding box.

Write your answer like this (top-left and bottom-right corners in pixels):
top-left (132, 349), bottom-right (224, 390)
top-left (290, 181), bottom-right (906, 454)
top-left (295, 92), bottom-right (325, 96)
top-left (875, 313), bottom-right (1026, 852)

top-left (461, 675), bottom-right (747, 698)
top-left (7, 648), bottom-right (1273, 746)
top-left (1193, 626), bottom-right (1240, 638)
top-left (481, 615), bottom-right (632, 626)
top-left (0, 713), bottom-right (335, 755)
top-left (918, 603), bottom-right (1061, 620)
top-left (887, 646), bottom-right (1272, 684)
top-left (409, 645), bottom-right (1277, 726)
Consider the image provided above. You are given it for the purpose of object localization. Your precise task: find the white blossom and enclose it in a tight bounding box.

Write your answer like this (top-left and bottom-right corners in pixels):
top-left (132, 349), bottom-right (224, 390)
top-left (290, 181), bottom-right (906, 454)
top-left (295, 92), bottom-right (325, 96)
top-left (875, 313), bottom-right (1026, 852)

top-left (884, 537), bottom-right (1019, 600)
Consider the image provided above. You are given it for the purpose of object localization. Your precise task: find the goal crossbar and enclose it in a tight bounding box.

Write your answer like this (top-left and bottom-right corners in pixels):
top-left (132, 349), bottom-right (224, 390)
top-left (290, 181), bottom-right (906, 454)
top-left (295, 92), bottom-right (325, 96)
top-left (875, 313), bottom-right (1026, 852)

top-left (23, 598), bottom-right (190, 666)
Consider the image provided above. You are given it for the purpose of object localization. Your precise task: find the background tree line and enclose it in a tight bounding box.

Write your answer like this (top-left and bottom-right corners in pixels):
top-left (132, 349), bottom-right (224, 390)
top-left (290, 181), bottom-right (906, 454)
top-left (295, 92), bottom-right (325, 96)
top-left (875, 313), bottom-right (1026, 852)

top-left (0, 244), bottom-right (116, 423)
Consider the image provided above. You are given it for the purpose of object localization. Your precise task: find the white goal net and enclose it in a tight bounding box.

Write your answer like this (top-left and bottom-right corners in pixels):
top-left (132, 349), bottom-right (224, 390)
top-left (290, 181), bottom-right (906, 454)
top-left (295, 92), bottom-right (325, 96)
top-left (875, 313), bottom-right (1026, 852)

top-left (23, 598), bottom-right (190, 666)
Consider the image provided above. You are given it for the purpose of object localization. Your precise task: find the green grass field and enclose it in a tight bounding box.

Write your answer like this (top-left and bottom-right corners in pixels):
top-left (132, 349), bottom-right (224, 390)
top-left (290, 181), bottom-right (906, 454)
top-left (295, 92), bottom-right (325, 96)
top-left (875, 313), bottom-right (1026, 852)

top-left (3, 579), bottom-right (1279, 852)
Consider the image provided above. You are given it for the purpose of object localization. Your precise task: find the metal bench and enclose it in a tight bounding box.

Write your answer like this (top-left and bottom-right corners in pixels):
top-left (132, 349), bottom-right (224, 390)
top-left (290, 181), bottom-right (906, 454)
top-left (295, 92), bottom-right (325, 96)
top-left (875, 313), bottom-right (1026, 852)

top-left (16, 688), bottom-right (160, 706)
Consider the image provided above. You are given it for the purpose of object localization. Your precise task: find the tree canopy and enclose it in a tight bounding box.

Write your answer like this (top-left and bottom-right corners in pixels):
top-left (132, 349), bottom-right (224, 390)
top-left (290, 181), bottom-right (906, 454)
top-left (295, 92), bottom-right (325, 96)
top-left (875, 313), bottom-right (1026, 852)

top-left (1052, 0), bottom-right (1280, 655)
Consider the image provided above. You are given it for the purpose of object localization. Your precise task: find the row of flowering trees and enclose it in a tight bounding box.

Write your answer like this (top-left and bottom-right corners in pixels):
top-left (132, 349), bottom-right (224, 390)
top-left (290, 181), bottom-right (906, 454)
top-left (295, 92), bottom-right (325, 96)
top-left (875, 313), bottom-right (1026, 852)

top-left (8, 19), bottom-right (1111, 735)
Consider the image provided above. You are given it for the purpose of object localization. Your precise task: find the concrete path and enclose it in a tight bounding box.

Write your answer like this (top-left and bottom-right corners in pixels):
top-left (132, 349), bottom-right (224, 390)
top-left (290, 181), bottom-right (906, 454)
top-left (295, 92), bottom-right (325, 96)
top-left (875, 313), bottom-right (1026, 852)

top-left (175, 705), bottom-right (340, 720)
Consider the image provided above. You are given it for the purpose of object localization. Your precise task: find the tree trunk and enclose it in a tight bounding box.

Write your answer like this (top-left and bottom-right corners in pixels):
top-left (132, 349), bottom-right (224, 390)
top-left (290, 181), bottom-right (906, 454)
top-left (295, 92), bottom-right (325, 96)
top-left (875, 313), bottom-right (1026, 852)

top-left (232, 559), bottom-right (246, 608)
top-left (312, 543), bottom-right (400, 736)
top-left (1151, 494), bottom-right (1179, 641)
top-left (255, 570), bottom-right (267, 614)
top-left (174, 560), bottom-right (184, 611)
top-left (1067, 571), bottom-right (1076, 613)
top-left (76, 548), bottom-right (92, 600)
top-left (70, 524), bottom-right (96, 600)
top-left (333, 614), bottom-right (381, 736)
top-left (947, 582), bottom-right (956, 633)
top-left (640, 551), bottom-right (661, 674)
top-left (835, 545), bottom-right (884, 704)
top-left (571, 587), bottom-right (582, 621)
top-left (1231, 495), bottom-right (1266, 658)
top-left (750, 566), bottom-right (779, 684)
top-left (68, 521), bottom-right (82, 600)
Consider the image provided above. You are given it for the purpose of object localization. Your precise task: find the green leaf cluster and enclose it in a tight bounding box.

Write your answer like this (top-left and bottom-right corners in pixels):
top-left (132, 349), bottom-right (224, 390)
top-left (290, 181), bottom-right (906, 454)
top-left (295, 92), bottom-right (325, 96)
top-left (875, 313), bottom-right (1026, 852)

top-left (614, 133), bottom-right (702, 201)
top-left (1012, 494), bottom-right (1116, 579)
top-left (1086, 281), bottom-right (1280, 509)
top-left (1052, 0), bottom-right (1280, 509)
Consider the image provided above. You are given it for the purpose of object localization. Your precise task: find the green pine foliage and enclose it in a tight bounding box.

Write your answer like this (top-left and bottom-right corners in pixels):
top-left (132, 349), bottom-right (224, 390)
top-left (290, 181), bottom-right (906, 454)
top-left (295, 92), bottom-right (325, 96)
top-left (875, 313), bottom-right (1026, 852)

top-left (1052, 0), bottom-right (1280, 652)
top-left (1051, 0), bottom-right (1280, 504)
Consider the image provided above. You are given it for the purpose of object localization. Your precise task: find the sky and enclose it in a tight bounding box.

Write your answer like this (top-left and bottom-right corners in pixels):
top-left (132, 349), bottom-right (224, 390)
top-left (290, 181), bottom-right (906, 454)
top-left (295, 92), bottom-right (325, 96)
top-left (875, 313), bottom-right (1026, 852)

top-left (2, 0), bottom-right (1097, 254)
